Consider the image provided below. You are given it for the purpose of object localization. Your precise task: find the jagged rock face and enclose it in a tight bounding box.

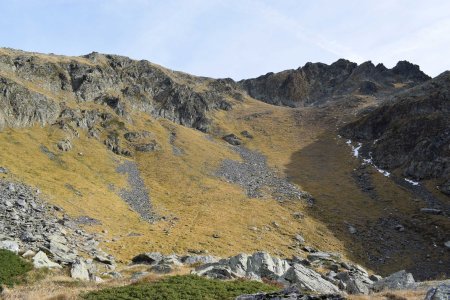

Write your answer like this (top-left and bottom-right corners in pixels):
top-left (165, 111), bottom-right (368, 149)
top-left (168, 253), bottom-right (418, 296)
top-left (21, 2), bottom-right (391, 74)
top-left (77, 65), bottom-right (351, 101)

top-left (340, 72), bottom-right (450, 193)
top-left (0, 50), bottom-right (241, 131)
top-left (0, 76), bottom-right (60, 128)
top-left (239, 59), bottom-right (430, 107)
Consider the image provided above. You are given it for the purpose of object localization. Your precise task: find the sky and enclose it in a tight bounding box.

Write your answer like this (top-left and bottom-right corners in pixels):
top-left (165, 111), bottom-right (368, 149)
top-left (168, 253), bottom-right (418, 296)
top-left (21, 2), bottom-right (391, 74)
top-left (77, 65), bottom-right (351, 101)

top-left (1, 0), bottom-right (449, 79)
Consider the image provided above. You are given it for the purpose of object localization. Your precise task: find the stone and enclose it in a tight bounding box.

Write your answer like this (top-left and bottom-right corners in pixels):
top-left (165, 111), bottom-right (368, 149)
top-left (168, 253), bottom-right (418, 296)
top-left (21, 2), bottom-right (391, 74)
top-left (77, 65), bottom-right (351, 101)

top-left (57, 139), bottom-right (72, 151)
top-left (307, 252), bottom-right (332, 262)
top-left (394, 224), bottom-right (405, 232)
top-left (425, 284), bottom-right (450, 300)
top-left (445, 241), bottom-right (450, 249)
top-left (132, 252), bottom-right (163, 265)
top-left (240, 130), bottom-right (253, 139)
top-left (134, 141), bottom-right (160, 152)
top-left (335, 271), bottom-right (373, 295)
top-left (222, 134), bottom-right (242, 146)
top-left (372, 270), bottom-right (415, 292)
top-left (348, 225), bottom-right (357, 234)
top-left (294, 234), bottom-right (305, 243)
top-left (151, 264), bottom-right (174, 274)
top-left (420, 208), bottom-right (442, 215)
top-left (0, 240), bottom-right (20, 254)
top-left (369, 274), bottom-right (382, 282)
top-left (0, 167), bottom-right (8, 174)
top-left (71, 259), bottom-right (90, 281)
top-left (94, 251), bottom-right (115, 265)
top-left (283, 263), bottom-right (340, 294)
top-left (33, 251), bottom-right (62, 269)
top-left (22, 250), bottom-right (36, 258)
top-left (182, 255), bottom-right (219, 265)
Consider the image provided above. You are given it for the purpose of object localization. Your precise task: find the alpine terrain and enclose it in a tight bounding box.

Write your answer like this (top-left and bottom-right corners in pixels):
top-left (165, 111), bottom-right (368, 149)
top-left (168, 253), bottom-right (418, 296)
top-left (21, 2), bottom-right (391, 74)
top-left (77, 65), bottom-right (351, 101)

top-left (0, 48), bottom-right (448, 299)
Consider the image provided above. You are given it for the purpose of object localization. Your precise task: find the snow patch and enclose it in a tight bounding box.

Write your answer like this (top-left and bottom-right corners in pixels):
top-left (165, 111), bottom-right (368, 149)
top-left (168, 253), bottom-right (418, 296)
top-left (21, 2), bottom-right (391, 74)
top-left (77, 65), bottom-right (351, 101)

top-left (353, 143), bottom-right (362, 158)
top-left (404, 178), bottom-right (419, 186)
top-left (376, 167), bottom-right (390, 177)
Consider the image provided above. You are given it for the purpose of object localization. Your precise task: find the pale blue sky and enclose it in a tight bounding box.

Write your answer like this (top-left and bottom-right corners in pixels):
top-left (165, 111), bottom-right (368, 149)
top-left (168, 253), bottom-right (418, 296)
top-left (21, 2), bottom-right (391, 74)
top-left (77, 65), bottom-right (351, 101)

top-left (2, 0), bottom-right (449, 79)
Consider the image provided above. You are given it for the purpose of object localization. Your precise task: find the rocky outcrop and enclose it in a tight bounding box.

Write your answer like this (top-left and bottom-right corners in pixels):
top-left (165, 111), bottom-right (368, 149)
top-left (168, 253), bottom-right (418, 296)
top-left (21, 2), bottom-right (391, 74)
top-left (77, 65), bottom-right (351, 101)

top-left (425, 284), bottom-right (450, 300)
top-left (0, 49), bottom-right (243, 132)
top-left (0, 179), bottom-right (115, 280)
top-left (340, 72), bottom-right (450, 194)
top-left (239, 59), bottom-right (430, 107)
top-left (371, 270), bottom-right (415, 292)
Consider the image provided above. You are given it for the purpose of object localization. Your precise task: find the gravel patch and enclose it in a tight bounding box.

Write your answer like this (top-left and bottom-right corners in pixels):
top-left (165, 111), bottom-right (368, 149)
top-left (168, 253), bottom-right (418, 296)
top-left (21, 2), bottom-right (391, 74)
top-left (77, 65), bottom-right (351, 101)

top-left (216, 146), bottom-right (312, 202)
top-left (116, 160), bottom-right (156, 222)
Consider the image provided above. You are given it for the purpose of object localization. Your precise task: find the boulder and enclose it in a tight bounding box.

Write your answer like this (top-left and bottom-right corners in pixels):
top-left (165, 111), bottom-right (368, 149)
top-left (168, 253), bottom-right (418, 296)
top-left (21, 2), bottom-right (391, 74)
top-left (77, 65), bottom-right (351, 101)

top-left (134, 141), bottom-right (160, 152)
top-left (131, 252), bottom-right (163, 265)
top-left (372, 270), bottom-right (415, 292)
top-left (182, 255), bottom-right (219, 265)
top-left (22, 250), bottom-right (36, 258)
top-left (33, 251), bottom-right (62, 269)
top-left (49, 235), bottom-right (77, 263)
top-left (57, 139), bottom-right (72, 151)
top-left (194, 264), bottom-right (235, 280)
top-left (71, 259), bottom-right (90, 281)
top-left (307, 252), bottom-right (333, 262)
top-left (335, 271), bottom-right (373, 295)
top-left (245, 252), bottom-right (290, 279)
top-left (222, 134), bottom-right (242, 146)
top-left (0, 240), bottom-right (20, 254)
top-left (240, 131), bottom-right (254, 139)
top-left (283, 263), bottom-right (340, 294)
top-left (94, 251), bottom-right (115, 265)
top-left (425, 284), bottom-right (450, 300)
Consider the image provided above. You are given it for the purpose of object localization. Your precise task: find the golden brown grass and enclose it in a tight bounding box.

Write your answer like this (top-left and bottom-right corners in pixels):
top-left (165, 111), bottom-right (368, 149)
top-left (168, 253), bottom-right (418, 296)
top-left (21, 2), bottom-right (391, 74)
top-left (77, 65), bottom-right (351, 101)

top-left (349, 289), bottom-right (427, 300)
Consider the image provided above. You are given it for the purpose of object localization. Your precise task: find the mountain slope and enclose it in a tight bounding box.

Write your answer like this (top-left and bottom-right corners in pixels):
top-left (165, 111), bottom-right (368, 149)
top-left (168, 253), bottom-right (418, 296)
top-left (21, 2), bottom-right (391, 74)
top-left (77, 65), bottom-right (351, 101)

top-left (0, 48), bottom-right (448, 281)
top-left (341, 71), bottom-right (450, 196)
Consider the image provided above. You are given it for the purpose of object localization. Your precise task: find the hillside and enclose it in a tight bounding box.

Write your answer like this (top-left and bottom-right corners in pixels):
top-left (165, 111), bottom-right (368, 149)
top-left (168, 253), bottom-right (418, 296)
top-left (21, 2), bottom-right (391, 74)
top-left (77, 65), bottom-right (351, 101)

top-left (0, 47), bottom-right (448, 297)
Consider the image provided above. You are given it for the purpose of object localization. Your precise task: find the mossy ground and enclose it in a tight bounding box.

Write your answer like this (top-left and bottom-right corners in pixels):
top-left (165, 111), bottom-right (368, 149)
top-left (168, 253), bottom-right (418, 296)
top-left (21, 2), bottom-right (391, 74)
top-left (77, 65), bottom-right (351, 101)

top-left (82, 275), bottom-right (278, 300)
top-left (0, 249), bottom-right (33, 289)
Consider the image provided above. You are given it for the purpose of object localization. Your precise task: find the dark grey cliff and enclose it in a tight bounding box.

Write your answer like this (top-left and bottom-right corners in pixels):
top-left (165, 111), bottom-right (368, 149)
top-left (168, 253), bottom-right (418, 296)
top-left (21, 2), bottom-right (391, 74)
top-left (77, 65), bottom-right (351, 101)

top-left (340, 72), bottom-right (450, 195)
top-left (0, 49), bottom-right (241, 132)
top-left (239, 59), bottom-right (430, 107)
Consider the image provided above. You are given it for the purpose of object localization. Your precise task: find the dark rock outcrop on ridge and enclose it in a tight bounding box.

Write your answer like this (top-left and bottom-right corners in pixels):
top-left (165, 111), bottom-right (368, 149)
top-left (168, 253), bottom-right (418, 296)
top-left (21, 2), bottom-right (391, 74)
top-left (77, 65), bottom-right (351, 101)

top-left (239, 59), bottom-right (430, 107)
top-left (0, 49), bottom-right (243, 132)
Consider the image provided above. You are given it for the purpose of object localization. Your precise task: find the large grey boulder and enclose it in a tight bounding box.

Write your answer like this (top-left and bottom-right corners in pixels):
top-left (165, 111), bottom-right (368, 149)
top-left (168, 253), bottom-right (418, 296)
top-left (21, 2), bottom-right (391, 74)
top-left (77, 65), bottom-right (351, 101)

top-left (71, 259), bottom-right (90, 281)
top-left (33, 251), bottom-right (62, 269)
top-left (372, 270), bottom-right (415, 292)
top-left (244, 252), bottom-right (291, 279)
top-left (49, 234), bottom-right (77, 263)
top-left (283, 263), bottom-right (340, 294)
top-left (0, 240), bottom-right (20, 254)
top-left (425, 284), bottom-right (450, 300)
top-left (131, 252), bottom-right (163, 265)
top-left (335, 271), bottom-right (373, 295)
top-left (193, 252), bottom-right (291, 281)
top-left (223, 134), bottom-right (242, 146)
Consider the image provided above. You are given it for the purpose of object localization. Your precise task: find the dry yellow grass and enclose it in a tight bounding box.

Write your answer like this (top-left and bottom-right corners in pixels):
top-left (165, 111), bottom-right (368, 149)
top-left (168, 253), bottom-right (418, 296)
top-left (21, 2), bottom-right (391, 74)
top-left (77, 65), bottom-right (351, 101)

top-left (349, 289), bottom-right (427, 300)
